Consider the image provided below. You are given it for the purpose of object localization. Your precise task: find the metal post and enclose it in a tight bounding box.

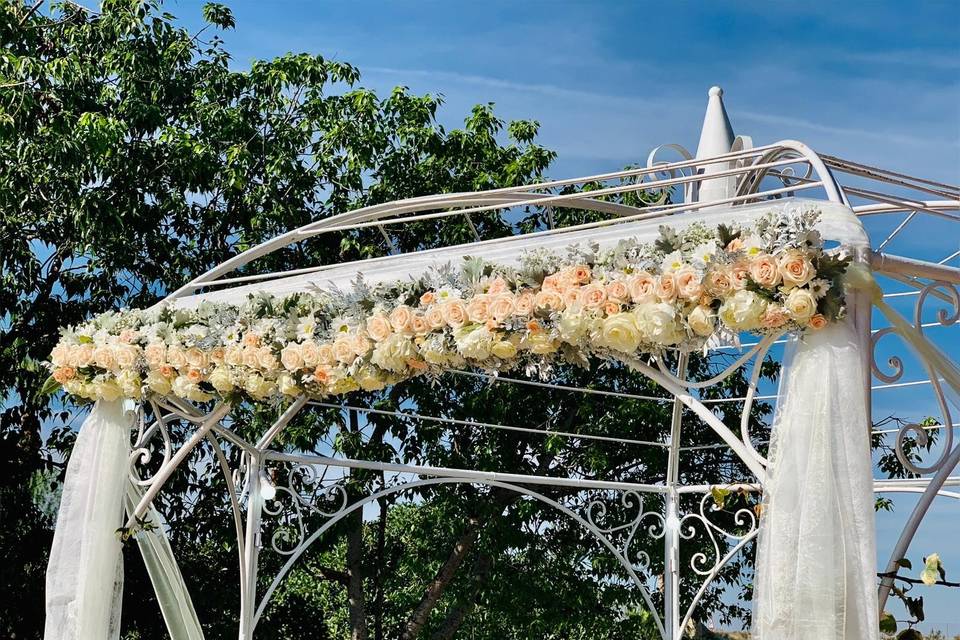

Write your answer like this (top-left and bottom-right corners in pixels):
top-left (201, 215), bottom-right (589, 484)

top-left (239, 455), bottom-right (264, 640)
top-left (663, 353), bottom-right (688, 639)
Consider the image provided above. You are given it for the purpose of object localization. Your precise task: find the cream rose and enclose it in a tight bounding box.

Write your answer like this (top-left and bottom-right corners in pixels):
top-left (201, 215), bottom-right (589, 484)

top-left (718, 290), bottom-right (767, 331)
top-left (166, 345), bottom-right (187, 369)
top-left (332, 338), bottom-right (356, 364)
top-left (687, 305), bottom-right (716, 337)
top-left (113, 344), bottom-right (138, 369)
top-left (145, 370), bottom-right (172, 396)
top-left (93, 345), bottom-right (118, 371)
top-left (522, 332), bottom-right (558, 355)
top-left (389, 305), bottom-right (414, 334)
top-left (442, 300), bottom-right (469, 328)
top-left (635, 303), bottom-right (684, 345)
top-left (514, 291), bottom-right (535, 316)
top-left (371, 334), bottom-right (417, 372)
top-left (425, 306), bottom-right (446, 329)
top-left (491, 340), bottom-right (518, 359)
top-left (317, 344), bottom-right (336, 366)
top-left (454, 326), bottom-right (495, 360)
top-left (749, 254), bottom-right (781, 288)
top-left (280, 343), bottom-right (304, 371)
top-left (778, 249), bottom-right (816, 288)
top-left (71, 344), bottom-right (95, 368)
top-left (675, 267), bottom-right (704, 301)
top-left (208, 366), bottom-right (235, 393)
top-left (355, 366), bottom-right (388, 392)
top-left (50, 343), bottom-right (71, 367)
top-left (256, 346), bottom-right (279, 371)
top-left (598, 313), bottom-right (641, 353)
top-left (224, 344), bottom-right (243, 367)
top-left (185, 347), bottom-right (208, 369)
top-left (557, 309), bottom-right (590, 343)
top-left (277, 373), bottom-right (301, 396)
top-left (490, 294), bottom-right (516, 322)
top-left (300, 341), bottom-right (321, 368)
top-left (785, 288), bottom-right (817, 323)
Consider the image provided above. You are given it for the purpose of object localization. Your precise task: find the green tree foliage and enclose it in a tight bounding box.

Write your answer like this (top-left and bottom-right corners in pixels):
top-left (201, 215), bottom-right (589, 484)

top-left (1, 1), bottom-right (770, 638)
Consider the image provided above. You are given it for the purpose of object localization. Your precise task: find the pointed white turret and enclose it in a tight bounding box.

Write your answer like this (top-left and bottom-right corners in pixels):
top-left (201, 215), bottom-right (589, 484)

top-left (694, 86), bottom-right (736, 204)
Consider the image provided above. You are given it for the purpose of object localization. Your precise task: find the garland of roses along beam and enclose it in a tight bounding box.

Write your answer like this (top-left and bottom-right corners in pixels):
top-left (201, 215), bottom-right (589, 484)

top-left (45, 206), bottom-right (851, 406)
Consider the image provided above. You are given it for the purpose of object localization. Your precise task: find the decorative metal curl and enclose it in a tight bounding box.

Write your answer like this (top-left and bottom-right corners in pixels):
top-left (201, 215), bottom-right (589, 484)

top-left (872, 280), bottom-right (958, 474)
top-left (584, 490), bottom-right (665, 573)
top-left (262, 464), bottom-right (350, 555)
top-left (678, 492), bottom-right (758, 577)
top-left (128, 399), bottom-right (175, 486)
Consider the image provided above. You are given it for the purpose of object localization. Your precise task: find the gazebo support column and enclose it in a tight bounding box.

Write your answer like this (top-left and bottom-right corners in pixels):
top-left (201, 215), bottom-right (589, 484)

top-left (240, 455), bottom-right (265, 640)
top-left (663, 353), bottom-right (688, 639)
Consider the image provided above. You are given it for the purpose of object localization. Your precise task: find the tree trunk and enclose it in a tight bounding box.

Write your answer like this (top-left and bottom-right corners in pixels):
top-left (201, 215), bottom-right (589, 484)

top-left (430, 552), bottom-right (494, 640)
top-left (345, 497), bottom-right (369, 640)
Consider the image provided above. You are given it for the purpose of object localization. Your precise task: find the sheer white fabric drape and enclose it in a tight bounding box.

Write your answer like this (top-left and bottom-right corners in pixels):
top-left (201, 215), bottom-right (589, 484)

top-left (753, 322), bottom-right (879, 639)
top-left (45, 400), bottom-right (130, 639)
top-left (45, 400), bottom-right (204, 640)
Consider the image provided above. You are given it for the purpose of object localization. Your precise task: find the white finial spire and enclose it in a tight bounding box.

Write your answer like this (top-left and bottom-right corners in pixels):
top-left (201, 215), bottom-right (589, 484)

top-left (694, 86), bottom-right (736, 204)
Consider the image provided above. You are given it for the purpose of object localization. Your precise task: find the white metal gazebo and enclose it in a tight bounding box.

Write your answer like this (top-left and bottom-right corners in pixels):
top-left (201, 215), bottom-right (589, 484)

top-left (45, 87), bottom-right (960, 639)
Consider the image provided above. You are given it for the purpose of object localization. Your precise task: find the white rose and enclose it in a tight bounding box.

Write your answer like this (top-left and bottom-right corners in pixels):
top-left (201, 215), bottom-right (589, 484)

top-left (145, 370), bottom-right (172, 396)
top-left (557, 309), bottom-right (590, 343)
top-left (454, 326), bottom-right (495, 361)
top-left (785, 288), bottom-right (817, 323)
top-left (718, 290), bottom-right (768, 331)
top-left (94, 378), bottom-right (123, 402)
top-left (208, 366), bottom-right (235, 393)
top-left (597, 313), bottom-right (641, 353)
top-left (371, 334), bottom-right (417, 373)
top-left (277, 373), bottom-right (301, 396)
top-left (280, 343), bottom-right (304, 371)
top-left (687, 305), bottom-right (716, 337)
top-left (116, 369), bottom-right (142, 399)
top-left (634, 303), bottom-right (684, 345)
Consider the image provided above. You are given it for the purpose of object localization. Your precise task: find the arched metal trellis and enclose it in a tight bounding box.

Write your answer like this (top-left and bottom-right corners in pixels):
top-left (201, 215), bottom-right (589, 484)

top-left (120, 87), bottom-right (960, 639)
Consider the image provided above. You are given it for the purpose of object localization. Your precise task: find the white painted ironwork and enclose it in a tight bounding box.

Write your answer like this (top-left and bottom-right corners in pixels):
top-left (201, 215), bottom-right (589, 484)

top-left (114, 86), bottom-right (960, 639)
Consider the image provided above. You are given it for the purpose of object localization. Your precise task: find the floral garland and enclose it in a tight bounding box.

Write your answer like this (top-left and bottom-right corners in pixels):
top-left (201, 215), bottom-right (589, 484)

top-left (46, 206), bottom-right (851, 405)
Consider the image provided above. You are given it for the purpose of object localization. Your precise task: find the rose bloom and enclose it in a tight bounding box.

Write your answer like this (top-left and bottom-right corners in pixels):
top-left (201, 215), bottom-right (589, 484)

top-left (52, 366), bottom-right (76, 384)
top-left (71, 344), bottom-right (95, 368)
top-left (185, 347), bottom-right (208, 369)
top-left (628, 272), bottom-right (657, 303)
top-left (366, 314), bottom-right (392, 342)
top-left (166, 346), bottom-right (187, 369)
top-left (778, 249), bottom-right (817, 288)
top-left (118, 329), bottom-right (139, 344)
top-left (489, 294), bottom-right (516, 323)
top-left (809, 313), bottom-right (828, 330)
top-left (578, 282), bottom-right (608, 309)
top-left (705, 268), bottom-right (734, 297)
top-left (466, 296), bottom-right (491, 323)
top-left (317, 344), bottom-right (336, 366)
top-left (604, 301), bottom-right (622, 315)
top-left (491, 339), bottom-right (518, 359)
top-left (224, 344), bottom-right (243, 366)
top-left (411, 314), bottom-right (431, 335)
top-left (159, 364), bottom-right (176, 378)
top-left (332, 338), bottom-right (356, 364)
top-left (242, 332), bottom-right (261, 348)
top-left (605, 280), bottom-right (629, 303)
top-left (300, 341), bottom-right (321, 367)
top-left (352, 333), bottom-right (371, 357)
top-left (635, 302), bottom-right (684, 345)
top-left (541, 274), bottom-right (562, 293)
top-left (186, 368), bottom-right (204, 383)
top-left (535, 290), bottom-right (563, 311)
top-left (726, 237), bottom-right (744, 252)
top-left (526, 320), bottom-right (543, 333)
top-left (654, 273), bottom-right (678, 302)
top-left (313, 365), bottom-right (332, 385)
top-left (209, 346), bottom-right (225, 365)
top-left (562, 288), bottom-right (582, 309)
top-left (241, 346), bottom-right (260, 369)
top-left (389, 305), bottom-right (414, 334)
top-left (487, 277), bottom-right (509, 295)
top-left (523, 333), bottom-right (558, 355)
top-left (687, 305), bottom-right (716, 337)
top-left (50, 344), bottom-right (71, 367)
top-left (761, 305), bottom-right (790, 329)
top-left (599, 313), bottom-right (641, 353)
top-left (419, 291), bottom-right (437, 306)
top-left (572, 265), bottom-right (592, 284)
top-left (730, 262), bottom-right (750, 290)
top-left (718, 290), bottom-right (767, 331)
top-left (93, 345), bottom-right (118, 371)
top-left (514, 291), bottom-right (535, 316)
top-left (280, 343), bottom-right (305, 371)
top-left (442, 300), bottom-right (469, 328)
top-left (257, 346), bottom-right (279, 371)
top-left (425, 306), bottom-right (446, 329)
top-left (675, 267), bottom-right (704, 301)
top-left (785, 288), bottom-right (817, 323)
top-left (748, 254), bottom-right (781, 289)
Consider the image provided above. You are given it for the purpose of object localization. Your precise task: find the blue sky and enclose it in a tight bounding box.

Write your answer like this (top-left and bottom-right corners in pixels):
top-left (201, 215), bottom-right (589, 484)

top-left (168, 0), bottom-right (960, 631)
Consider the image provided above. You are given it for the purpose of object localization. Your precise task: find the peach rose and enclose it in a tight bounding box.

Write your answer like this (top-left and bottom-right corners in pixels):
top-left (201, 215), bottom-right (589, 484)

top-left (411, 314), bottom-right (430, 335)
top-left (628, 272), bottom-right (657, 303)
top-left (93, 345), bottom-right (117, 370)
top-left (541, 274), bottom-right (562, 293)
top-left (726, 237), bottom-right (744, 252)
top-left (514, 291), bottom-right (535, 316)
top-left (52, 366), bottom-right (76, 384)
top-left (442, 300), bottom-right (469, 328)
top-left (114, 345), bottom-right (138, 369)
top-left (490, 294), bottom-right (516, 322)
top-left (604, 301), bottom-right (622, 315)
top-left (332, 338), bottom-right (355, 364)
top-left (242, 332), bottom-right (261, 348)
top-left (761, 305), bottom-right (790, 329)
top-left (578, 282), bottom-right (607, 309)
top-left (166, 345), bottom-right (187, 369)
top-left (389, 305), bottom-right (414, 334)
top-left (778, 249), bottom-right (816, 288)
top-left (487, 277), bottom-right (509, 295)
top-left (535, 290), bottom-right (563, 311)
top-left (185, 347), bottom-right (208, 369)
top-left (313, 366), bottom-right (331, 385)
top-left (366, 314), bottom-right (392, 342)
top-left (748, 254), bottom-right (781, 288)
top-left (242, 346), bottom-right (260, 369)
top-left (466, 296), bottom-right (491, 323)
top-left (118, 329), bottom-right (138, 344)
top-left (562, 288), bottom-right (582, 309)
top-left (809, 313), bottom-right (828, 330)
top-left (159, 365), bottom-right (176, 378)
top-left (186, 368), bottom-right (203, 383)
top-left (654, 273), bottom-right (678, 302)
top-left (257, 346), bottom-right (278, 371)
top-left (352, 333), bottom-right (371, 356)
top-left (605, 280), bottom-right (629, 303)
top-left (730, 262), bottom-right (749, 290)
top-left (675, 267), bottom-right (703, 301)
top-left (572, 265), bottom-right (592, 284)
top-left (419, 291), bottom-right (437, 306)
top-left (425, 306), bottom-right (446, 329)
top-left (71, 344), bottom-right (95, 368)
top-left (526, 320), bottom-right (543, 333)
top-left (209, 347), bottom-right (225, 365)
top-left (705, 268), bottom-right (734, 297)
